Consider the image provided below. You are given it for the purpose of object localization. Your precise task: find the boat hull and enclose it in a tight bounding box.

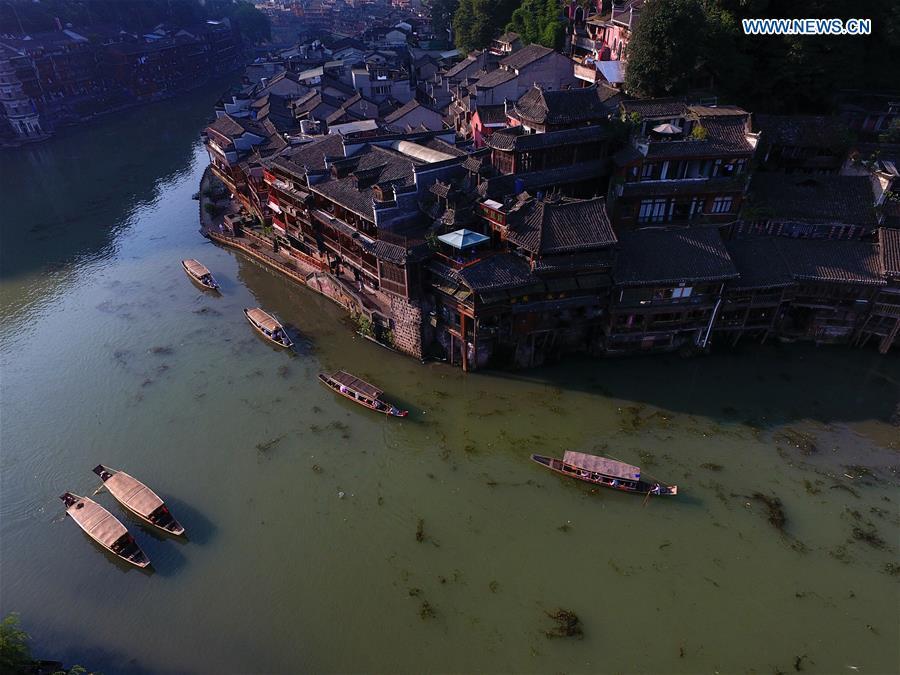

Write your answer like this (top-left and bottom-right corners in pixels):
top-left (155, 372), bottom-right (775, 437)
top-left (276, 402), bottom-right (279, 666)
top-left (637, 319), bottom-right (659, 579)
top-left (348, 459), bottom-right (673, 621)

top-left (531, 454), bottom-right (677, 496)
top-left (318, 373), bottom-right (407, 417)
top-left (181, 260), bottom-right (219, 291)
top-left (93, 465), bottom-right (185, 536)
top-left (244, 309), bottom-right (293, 349)
top-left (60, 493), bottom-right (150, 568)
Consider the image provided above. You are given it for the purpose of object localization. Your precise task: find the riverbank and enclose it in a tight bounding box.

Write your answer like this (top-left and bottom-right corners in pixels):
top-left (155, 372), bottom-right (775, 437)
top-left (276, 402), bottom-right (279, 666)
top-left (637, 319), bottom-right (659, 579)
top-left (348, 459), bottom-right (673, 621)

top-left (3, 100), bottom-right (898, 675)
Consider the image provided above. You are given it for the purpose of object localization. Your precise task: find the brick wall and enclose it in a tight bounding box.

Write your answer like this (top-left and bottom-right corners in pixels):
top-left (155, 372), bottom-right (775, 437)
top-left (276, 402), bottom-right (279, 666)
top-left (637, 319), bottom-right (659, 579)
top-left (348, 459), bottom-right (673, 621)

top-left (390, 295), bottom-right (424, 359)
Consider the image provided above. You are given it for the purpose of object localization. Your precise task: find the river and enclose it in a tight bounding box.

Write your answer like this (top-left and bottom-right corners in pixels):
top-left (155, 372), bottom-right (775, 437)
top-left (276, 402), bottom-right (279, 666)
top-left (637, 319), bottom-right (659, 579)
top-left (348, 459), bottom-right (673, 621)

top-left (1, 82), bottom-right (898, 674)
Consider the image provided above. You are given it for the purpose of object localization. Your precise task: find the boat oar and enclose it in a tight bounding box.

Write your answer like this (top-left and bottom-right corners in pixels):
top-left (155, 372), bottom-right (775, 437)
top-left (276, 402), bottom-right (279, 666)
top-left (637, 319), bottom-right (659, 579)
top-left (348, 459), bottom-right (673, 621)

top-left (91, 483), bottom-right (106, 496)
top-left (642, 491), bottom-right (652, 507)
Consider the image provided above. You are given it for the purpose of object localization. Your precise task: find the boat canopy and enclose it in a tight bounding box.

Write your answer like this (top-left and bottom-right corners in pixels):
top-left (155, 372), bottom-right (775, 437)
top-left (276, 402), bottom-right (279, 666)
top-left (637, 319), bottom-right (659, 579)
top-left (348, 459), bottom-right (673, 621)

top-left (72, 500), bottom-right (128, 546)
top-left (246, 308), bottom-right (281, 333)
top-left (106, 472), bottom-right (164, 517)
top-left (330, 370), bottom-right (382, 399)
top-left (183, 259), bottom-right (210, 277)
top-left (563, 451), bottom-right (641, 481)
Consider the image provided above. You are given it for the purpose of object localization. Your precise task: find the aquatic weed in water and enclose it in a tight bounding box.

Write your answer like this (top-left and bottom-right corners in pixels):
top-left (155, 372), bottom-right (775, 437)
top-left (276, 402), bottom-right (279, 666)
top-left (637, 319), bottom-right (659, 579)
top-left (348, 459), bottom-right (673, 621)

top-left (751, 492), bottom-right (787, 532)
top-left (543, 609), bottom-right (583, 639)
top-left (416, 518), bottom-right (425, 542)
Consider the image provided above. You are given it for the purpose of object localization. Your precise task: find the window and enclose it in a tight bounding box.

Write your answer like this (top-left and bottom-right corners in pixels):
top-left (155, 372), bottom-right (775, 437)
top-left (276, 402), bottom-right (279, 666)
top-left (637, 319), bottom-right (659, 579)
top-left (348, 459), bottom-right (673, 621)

top-left (672, 286), bottom-right (693, 298)
top-left (710, 196), bottom-right (733, 214)
top-left (638, 199), bottom-right (668, 223)
top-left (641, 162), bottom-right (660, 180)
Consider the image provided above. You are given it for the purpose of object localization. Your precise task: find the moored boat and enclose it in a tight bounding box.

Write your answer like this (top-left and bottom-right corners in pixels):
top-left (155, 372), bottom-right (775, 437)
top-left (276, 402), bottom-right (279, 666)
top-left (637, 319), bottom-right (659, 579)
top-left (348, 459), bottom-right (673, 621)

top-left (318, 370), bottom-right (408, 417)
top-left (531, 451), bottom-right (678, 496)
top-left (59, 492), bottom-right (150, 567)
top-left (244, 307), bottom-right (292, 348)
top-left (181, 259), bottom-right (219, 290)
top-left (93, 465), bottom-right (185, 536)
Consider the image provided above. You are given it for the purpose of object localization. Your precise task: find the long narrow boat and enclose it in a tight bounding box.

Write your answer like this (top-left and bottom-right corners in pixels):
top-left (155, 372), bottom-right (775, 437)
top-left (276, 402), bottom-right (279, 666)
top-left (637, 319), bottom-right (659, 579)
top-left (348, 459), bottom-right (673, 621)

top-left (531, 451), bottom-right (678, 496)
top-left (59, 492), bottom-right (150, 567)
top-left (181, 259), bottom-right (219, 290)
top-left (318, 370), bottom-right (408, 417)
top-left (244, 307), bottom-right (293, 348)
top-left (93, 465), bottom-right (185, 536)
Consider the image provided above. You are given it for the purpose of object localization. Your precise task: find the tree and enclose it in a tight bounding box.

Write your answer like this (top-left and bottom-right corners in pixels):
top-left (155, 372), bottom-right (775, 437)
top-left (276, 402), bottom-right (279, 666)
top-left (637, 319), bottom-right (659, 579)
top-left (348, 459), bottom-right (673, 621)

top-left (427, 0), bottom-right (460, 44)
top-left (453, 0), bottom-right (520, 52)
top-left (624, 0), bottom-right (708, 97)
top-left (227, 2), bottom-right (272, 44)
top-left (0, 614), bottom-right (31, 674)
top-left (505, 0), bottom-right (565, 49)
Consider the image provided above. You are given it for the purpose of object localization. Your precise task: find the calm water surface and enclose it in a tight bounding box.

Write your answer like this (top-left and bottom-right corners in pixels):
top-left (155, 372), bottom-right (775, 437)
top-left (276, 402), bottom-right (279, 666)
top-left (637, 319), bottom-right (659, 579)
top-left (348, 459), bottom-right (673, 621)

top-left (1, 85), bottom-right (899, 674)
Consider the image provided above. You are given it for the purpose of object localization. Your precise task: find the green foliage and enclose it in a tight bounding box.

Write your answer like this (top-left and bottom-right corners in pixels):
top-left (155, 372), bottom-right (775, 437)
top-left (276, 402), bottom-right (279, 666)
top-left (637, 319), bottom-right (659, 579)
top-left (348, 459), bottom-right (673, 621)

top-left (427, 0), bottom-right (460, 42)
top-left (356, 313), bottom-right (374, 338)
top-left (226, 1), bottom-right (271, 44)
top-left (0, 614), bottom-right (31, 673)
top-left (690, 123), bottom-right (708, 140)
top-left (506, 0), bottom-right (565, 49)
top-left (453, 0), bottom-right (520, 52)
top-left (53, 667), bottom-right (88, 675)
top-left (625, 0), bottom-right (900, 113)
top-left (624, 0), bottom-right (708, 97)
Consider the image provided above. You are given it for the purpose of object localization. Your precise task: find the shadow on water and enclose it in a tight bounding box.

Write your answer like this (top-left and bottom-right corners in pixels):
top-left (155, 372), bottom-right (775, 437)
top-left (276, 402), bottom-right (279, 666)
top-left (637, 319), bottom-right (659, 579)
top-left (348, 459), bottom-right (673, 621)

top-left (164, 496), bottom-right (217, 547)
top-left (491, 343), bottom-right (900, 428)
top-left (0, 77), bottom-right (235, 283)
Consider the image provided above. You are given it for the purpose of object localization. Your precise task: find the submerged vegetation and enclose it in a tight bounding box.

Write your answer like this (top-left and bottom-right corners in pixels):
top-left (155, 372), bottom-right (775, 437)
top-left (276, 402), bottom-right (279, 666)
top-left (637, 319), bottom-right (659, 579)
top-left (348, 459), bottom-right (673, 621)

top-left (543, 608), bottom-right (583, 639)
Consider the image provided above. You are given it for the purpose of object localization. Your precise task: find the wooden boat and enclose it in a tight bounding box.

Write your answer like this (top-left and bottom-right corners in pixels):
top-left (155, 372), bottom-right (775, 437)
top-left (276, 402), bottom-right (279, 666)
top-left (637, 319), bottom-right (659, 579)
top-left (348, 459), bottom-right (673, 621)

top-left (181, 259), bottom-right (219, 290)
top-left (59, 492), bottom-right (150, 567)
top-left (244, 307), bottom-right (293, 348)
top-left (93, 465), bottom-right (185, 536)
top-left (531, 451), bottom-right (678, 496)
top-left (318, 370), bottom-right (408, 417)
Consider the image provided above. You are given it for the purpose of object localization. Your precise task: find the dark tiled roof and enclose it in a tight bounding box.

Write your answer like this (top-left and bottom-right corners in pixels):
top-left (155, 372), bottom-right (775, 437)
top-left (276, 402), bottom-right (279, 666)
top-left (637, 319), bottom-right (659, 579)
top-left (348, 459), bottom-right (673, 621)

top-left (754, 114), bottom-right (850, 148)
top-left (418, 137), bottom-right (468, 157)
top-left (463, 154), bottom-right (488, 173)
top-left (456, 253), bottom-right (535, 291)
top-left (384, 99), bottom-right (425, 123)
top-left (312, 145), bottom-right (419, 220)
top-left (207, 114), bottom-right (268, 139)
top-left (614, 228), bottom-right (738, 286)
top-left (372, 239), bottom-right (407, 264)
top-left (274, 134), bottom-right (345, 174)
top-left (500, 44), bottom-right (553, 71)
top-left (748, 173), bottom-right (876, 226)
top-left (512, 85), bottom-right (615, 126)
top-left (644, 115), bottom-right (754, 159)
top-left (429, 180), bottom-right (451, 198)
top-left (475, 104), bottom-right (507, 125)
top-left (496, 31), bottom-right (521, 44)
top-left (479, 159), bottom-right (608, 200)
top-left (487, 124), bottom-right (611, 151)
top-left (879, 228), bottom-right (900, 277)
top-left (532, 250), bottom-right (615, 273)
top-left (621, 175), bottom-right (747, 198)
top-left (777, 238), bottom-right (885, 286)
top-left (507, 196), bottom-right (616, 255)
top-left (445, 53), bottom-right (480, 79)
top-left (474, 67), bottom-right (517, 89)
top-left (725, 237), bottom-right (793, 289)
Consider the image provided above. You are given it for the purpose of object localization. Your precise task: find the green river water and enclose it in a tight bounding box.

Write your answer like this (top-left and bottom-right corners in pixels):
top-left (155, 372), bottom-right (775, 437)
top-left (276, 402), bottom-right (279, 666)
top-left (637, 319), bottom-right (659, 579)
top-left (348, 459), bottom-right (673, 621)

top-left (1, 83), bottom-right (898, 674)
